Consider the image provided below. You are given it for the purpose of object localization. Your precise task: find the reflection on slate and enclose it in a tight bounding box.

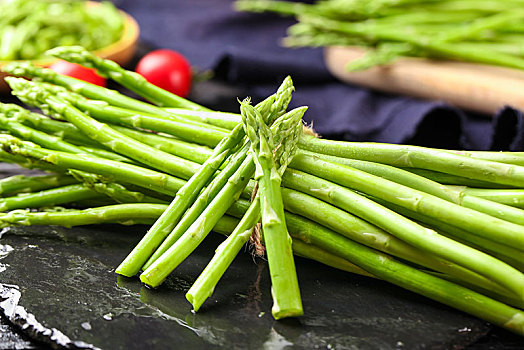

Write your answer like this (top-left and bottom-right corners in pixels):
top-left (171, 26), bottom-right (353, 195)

top-left (0, 224), bottom-right (491, 349)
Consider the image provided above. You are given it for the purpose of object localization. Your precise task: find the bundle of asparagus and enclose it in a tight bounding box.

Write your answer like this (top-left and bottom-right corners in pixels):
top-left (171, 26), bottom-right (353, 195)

top-left (236, 0), bottom-right (524, 72)
top-left (0, 46), bottom-right (523, 335)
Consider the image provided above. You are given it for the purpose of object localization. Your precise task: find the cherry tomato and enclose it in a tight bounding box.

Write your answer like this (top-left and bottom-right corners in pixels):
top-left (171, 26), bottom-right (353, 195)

top-left (135, 49), bottom-right (192, 98)
top-left (49, 60), bottom-right (106, 87)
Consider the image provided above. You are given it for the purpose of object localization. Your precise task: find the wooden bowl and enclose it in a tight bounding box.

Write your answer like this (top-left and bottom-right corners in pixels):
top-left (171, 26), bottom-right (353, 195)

top-left (0, 4), bottom-right (140, 91)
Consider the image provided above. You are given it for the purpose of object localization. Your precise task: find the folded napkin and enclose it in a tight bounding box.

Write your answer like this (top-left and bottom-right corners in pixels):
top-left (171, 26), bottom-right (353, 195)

top-left (117, 0), bottom-right (524, 151)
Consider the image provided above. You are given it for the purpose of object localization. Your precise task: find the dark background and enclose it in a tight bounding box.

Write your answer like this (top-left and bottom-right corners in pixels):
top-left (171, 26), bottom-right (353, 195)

top-left (0, 0), bottom-right (523, 349)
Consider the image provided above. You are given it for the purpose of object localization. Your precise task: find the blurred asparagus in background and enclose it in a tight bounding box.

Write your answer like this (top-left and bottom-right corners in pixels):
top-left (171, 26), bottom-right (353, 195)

top-left (236, 0), bottom-right (524, 71)
top-left (0, 0), bottom-right (123, 60)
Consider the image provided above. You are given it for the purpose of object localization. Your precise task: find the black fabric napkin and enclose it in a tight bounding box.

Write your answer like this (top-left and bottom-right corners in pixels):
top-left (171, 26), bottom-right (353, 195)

top-left (116, 0), bottom-right (524, 151)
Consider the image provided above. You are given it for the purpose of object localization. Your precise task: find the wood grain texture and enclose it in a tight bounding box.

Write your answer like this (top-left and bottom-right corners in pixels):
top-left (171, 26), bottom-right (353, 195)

top-left (325, 46), bottom-right (524, 115)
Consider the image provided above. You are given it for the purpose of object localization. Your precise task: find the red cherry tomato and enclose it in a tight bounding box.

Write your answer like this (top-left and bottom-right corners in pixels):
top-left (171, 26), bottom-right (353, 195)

top-left (49, 60), bottom-right (106, 87)
top-left (135, 49), bottom-right (192, 98)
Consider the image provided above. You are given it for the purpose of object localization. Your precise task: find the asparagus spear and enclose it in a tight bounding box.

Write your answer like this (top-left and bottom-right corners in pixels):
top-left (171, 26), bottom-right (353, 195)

top-left (1, 62), bottom-right (208, 119)
top-left (404, 168), bottom-right (513, 188)
top-left (0, 113), bottom-right (134, 164)
top-left (165, 108), bottom-right (240, 130)
top-left (0, 184), bottom-right (103, 211)
top-left (301, 149), bottom-right (524, 225)
top-left (6, 77), bottom-right (202, 179)
top-left (0, 135), bottom-right (185, 197)
top-left (187, 99), bottom-right (304, 316)
top-left (38, 83), bottom-right (229, 147)
top-left (237, 100), bottom-right (303, 319)
top-left (299, 135), bottom-right (524, 187)
top-left (117, 77), bottom-right (294, 277)
top-left (46, 46), bottom-right (207, 111)
top-left (139, 106), bottom-right (307, 288)
top-left (281, 167), bottom-right (524, 301)
top-left (1, 103), bottom-right (214, 165)
top-left (283, 211), bottom-right (524, 337)
top-left (68, 170), bottom-right (167, 205)
top-left (290, 153), bottom-right (524, 249)
top-left (0, 103), bottom-right (101, 148)
top-left (455, 187), bottom-right (524, 209)
top-left (0, 174), bottom-right (76, 196)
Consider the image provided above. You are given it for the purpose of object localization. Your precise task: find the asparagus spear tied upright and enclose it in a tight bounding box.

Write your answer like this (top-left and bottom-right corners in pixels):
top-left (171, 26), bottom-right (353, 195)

top-left (139, 105), bottom-right (307, 289)
top-left (187, 98), bottom-right (305, 317)
top-left (242, 99), bottom-right (303, 319)
top-left (116, 77), bottom-right (295, 277)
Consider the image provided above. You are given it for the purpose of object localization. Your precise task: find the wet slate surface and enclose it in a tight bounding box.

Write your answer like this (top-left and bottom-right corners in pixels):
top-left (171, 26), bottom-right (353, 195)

top-left (0, 224), bottom-right (495, 350)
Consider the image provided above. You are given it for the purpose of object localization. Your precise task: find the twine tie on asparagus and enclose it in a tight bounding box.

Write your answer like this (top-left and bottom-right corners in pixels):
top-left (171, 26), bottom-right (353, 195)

top-left (248, 182), bottom-right (265, 257)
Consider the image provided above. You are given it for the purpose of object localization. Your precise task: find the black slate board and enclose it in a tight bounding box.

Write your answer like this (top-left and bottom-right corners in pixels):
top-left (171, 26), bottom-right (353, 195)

top-left (0, 222), bottom-right (494, 350)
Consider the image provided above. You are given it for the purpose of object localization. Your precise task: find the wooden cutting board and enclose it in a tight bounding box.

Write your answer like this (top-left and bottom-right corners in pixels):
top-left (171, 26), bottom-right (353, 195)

top-left (324, 46), bottom-right (524, 115)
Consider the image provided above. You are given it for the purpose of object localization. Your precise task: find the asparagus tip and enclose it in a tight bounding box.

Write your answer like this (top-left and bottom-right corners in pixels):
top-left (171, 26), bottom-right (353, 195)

top-left (46, 45), bottom-right (93, 64)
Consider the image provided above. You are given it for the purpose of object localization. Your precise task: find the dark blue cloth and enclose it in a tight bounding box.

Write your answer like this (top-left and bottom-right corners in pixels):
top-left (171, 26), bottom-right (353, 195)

top-left (116, 0), bottom-right (524, 151)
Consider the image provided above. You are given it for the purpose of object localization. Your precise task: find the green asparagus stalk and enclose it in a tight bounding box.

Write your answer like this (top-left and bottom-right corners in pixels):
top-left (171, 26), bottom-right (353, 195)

top-left (165, 108), bottom-right (240, 130)
top-left (46, 46), bottom-right (207, 111)
top-left (240, 101), bottom-right (304, 318)
top-left (449, 150), bottom-right (524, 166)
top-left (0, 113), bottom-right (87, 155)
top-left (0, 135), bottom-right (185, 197)
top-left (139, 106), bottom-right (307, 288)
top-left (299, 134), bottom-right (524, 187)
top-left (0, 103), bottom-right (101, 148)
top-left (454, 187), bottom-right (524, 209)
top-left (281, 166), bottom-right (524, 301)
top-left (283, 212), bottom-right (524, 337)
top-left (0, 184), bottom-right (103, 211)
top-left (301, 149), bottom-right (524, 225)
top-left (0, 173), bottom-right (76, 196)
top-left (68, 170), bottom-right (167, 205)
top-left (6, 77), bottom-right (202, 179)
top-left (1, 62), bottom-right (210, 122)
top-left (117, 77), bottom-right (294, 277)
top-left (404, 168), bottom-right (513, 188)
top-left (40, 83), bottom-right (229, 147)
top-left (290, 153), bottom-right (524, 249)
top-left (186, 198), bottom-right (261, 312)
top-left (187, 99), bottom-right (304, 315)
top-left (291, 239), bottom-right (374, 277)
top-left (2, 104), bottom-right (214, 165)
top-left (0, 148), bottom-right (69, 173)
top-left (110, 125), bottom-right (213, 165)
top-left (0, 113), bottom-right (134, 164)
top-left (0, 204), bottom-right (235, 232)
